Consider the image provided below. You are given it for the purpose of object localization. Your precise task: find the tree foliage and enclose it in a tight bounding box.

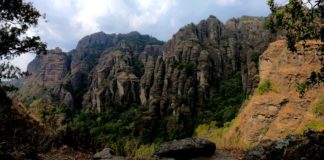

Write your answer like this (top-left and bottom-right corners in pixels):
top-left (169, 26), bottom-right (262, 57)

top-left (267, 0), bottom-right (323, 51)
top-left (0, 0), bottom-right (46, 81)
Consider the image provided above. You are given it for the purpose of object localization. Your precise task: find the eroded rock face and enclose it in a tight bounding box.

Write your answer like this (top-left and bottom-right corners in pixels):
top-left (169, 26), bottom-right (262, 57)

top-left (82, 50), bottom-right (141, 112)
top-left (80, 33), bottom-right (164, 112)
top-left (225, 16), bottom-right (275, 94)
top-left (140, 16), bottom-right (274, 130)
top-left (24, 48), bottom-right (73, 107)
top-left (154, 138), bottom-right (216, 159)
top-left (26, 47), bottom-right (70, 87)
top-left (20, 15), bottom-right (275, 134)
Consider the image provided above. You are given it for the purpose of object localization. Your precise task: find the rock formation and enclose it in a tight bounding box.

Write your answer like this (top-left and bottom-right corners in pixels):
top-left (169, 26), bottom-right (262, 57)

top-left (18, 15), bottom-right (275, 135)
top-left (223, 40), bottom-right (324, 145)
top-left (22, 48), bottom-right (73, 107)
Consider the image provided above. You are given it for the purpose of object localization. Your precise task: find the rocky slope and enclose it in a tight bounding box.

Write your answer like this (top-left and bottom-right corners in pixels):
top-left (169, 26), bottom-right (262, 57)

top-left (17, 15), bottom-right (275, 136)
top-left (221, 40), bottom-right (324, 146)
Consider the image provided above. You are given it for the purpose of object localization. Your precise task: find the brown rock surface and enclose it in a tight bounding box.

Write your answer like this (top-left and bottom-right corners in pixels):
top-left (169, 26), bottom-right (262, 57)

top-left (226, 40), bottom-right (324, 144)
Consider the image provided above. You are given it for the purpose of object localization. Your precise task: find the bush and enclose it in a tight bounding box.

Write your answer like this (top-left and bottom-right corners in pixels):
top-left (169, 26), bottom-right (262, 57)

top-left (312, 96), bottom-right (324, 116)
top-left (297, 68), bottom-right (324, 97)
top-left (257, 79), bottom-right (273, 95)
top-left (251, 51), bottom-right (260, 64)
top-left (306, 121), bottom-right (324, 131)
top-left (178, 61), bottom-right (195, 72)
top-left (134, 143), bottom-right (157, 159)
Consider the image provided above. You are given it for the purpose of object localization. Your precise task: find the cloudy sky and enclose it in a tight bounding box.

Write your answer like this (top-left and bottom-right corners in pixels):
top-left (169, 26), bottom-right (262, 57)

top-left (14, 0), bottom-right (277, 71)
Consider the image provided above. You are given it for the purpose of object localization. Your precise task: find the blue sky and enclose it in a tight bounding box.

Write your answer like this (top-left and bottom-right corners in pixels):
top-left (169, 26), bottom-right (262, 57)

top-left (14, 0), bottom-right (275, 70)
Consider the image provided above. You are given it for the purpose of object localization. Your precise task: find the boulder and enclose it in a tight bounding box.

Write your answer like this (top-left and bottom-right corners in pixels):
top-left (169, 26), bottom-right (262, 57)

top-left (154, 138), bottom-right (216, 159)
top-left (93, 148), bottom-right (125, 160)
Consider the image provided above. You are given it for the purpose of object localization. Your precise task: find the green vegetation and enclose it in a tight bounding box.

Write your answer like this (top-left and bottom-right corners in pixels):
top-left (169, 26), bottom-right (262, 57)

top-left (297, 69), bottom-right (324, 97)
top-left (257, 79), bottom-right (274, 95)
top-left (251, 51), bottom-right (260, 64)
top-left (195, 120), bottom-right (253, 150)
top-left (177, 61), bottom-right (196, 73)
top-left (0, 0), bottom-right (46, 81)
top-left (312, 96), bottom-right (324, 116)
top-left (134, 143), bottom-right (157, 159)
top-left (198, 72), bottom-right (246, 126)
top-left (306, 120), bottom-right (324, 131)
top-left (267, 0), bottom-right (323, 51)
top-left (121, 32), bottom-right (164, 52)
top-left (132, 56), bottom-right (145, 76)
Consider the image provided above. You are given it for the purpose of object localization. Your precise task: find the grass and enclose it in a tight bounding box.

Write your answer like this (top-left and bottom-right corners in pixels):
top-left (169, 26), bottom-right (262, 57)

top-left (257, 79), bottom-right (275, 95)
top-left (305, 120), bottom-right (324, 131)
top-left (134, 144), bottom-right (156, 159)
top-left (195, 120), bottom-right (254, 150)
top-left (312, 96), bottom-right (324, 116)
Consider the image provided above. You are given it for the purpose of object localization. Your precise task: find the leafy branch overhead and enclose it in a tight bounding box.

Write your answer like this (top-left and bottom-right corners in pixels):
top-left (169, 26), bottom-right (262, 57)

top-left (0, 0), bottom-right (47, 80)
top-left (266, 0), bottom-right (323, 51)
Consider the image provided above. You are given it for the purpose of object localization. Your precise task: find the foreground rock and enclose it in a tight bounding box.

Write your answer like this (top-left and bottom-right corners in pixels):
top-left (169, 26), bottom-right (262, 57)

top-left (245, 130), bottom-right (324, 160)
top-left (154, 138), bottom-right (216, 159)
top-left (93, 148), bottom-right (125, 160)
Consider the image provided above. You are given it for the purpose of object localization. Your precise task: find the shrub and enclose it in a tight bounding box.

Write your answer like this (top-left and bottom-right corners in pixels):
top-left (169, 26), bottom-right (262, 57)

top-left (251, 51), bottom-right (260, 64)
top-left (178, 61), bottom-right (195, 72)
top-left (297, 68), bottom-right (324, 97)
top-left (312, 96), bottom-right (324, 116)
top-left (306, 121), bottom-right (324, 131)
top-left (134, 143), bottom-right (157, 159)
top-left (257, 79), bottom-right (273, 95)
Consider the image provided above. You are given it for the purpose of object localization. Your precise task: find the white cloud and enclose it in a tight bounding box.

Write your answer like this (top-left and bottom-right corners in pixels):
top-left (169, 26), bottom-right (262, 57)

top-left (10, 53), bottom-right (36, 72)
top-left (214, 0), bottom-right (238, 6)
top-left (129, 0), bottom-right (176, 29)
top-left (13, 0), bottom-right (271, 72)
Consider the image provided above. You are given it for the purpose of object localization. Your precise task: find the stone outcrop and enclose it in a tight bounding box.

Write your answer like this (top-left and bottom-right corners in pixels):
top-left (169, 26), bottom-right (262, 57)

top-left (245, 130), bottom-right (324, 160)
top-left (154, 138), bottom-right (216, 159)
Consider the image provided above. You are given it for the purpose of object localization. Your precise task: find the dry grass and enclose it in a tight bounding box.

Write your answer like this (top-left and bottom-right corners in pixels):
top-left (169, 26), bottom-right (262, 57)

top-left (195, 121), bottom-right (254, 151)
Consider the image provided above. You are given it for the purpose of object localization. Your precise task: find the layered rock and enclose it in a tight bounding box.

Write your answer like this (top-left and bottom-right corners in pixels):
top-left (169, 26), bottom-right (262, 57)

top-left (22, 48), bottom-right (73, 107)
top-left (26, 47), bottom-right (70, 87)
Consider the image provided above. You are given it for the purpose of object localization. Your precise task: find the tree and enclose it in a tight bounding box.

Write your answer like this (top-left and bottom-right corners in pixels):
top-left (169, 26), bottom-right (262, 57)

top-left (0, 0), bottom-right (46, 81)
top-left (266, 0), bottom-right (323, 51)
top-left (266, 0), bottom-right (324, 96)
top-left (0, 0), bottom-right (46, 105)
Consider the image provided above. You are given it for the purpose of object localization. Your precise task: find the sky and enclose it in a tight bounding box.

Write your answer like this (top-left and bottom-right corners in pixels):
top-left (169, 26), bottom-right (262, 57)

top-left (13, 0), bottom-right (276, 71)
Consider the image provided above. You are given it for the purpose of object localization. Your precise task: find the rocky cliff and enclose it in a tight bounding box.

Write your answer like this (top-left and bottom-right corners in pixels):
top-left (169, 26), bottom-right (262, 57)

top-left (17, 15), bottom-right (275, 136)
top-left (18, 48), bottom-right (73, 107)
top-left (196, 40), bottom-right (324, 149)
